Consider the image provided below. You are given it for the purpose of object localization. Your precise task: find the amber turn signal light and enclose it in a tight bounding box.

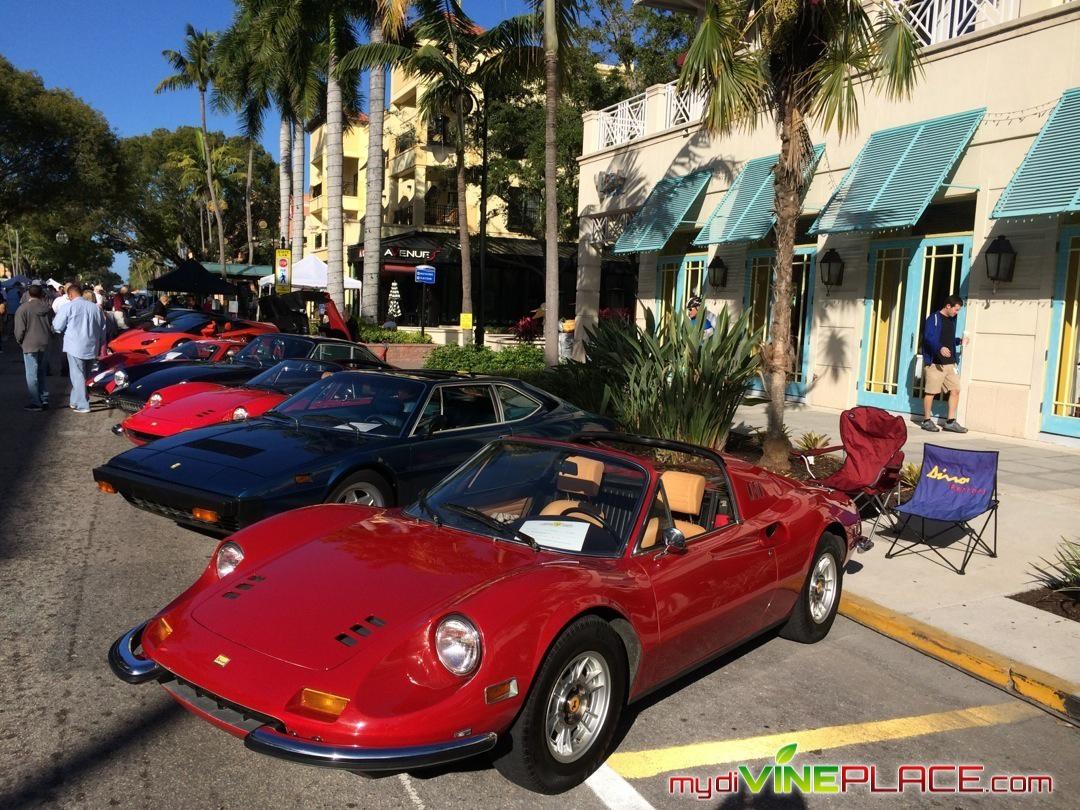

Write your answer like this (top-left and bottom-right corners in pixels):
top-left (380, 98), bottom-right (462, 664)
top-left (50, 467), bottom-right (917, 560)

top-left (294, 474), bottom-right (313, 484)
top-left (484, 678), bottom-right (519, 705)
top-left (298, 688), bottom-right (350, 719)
top-left (97, 481), bottom-right (117, 494)
top-left (146, 616), bottom-right (173, 645)
top-left (192, 507), bottom-right (220, 524)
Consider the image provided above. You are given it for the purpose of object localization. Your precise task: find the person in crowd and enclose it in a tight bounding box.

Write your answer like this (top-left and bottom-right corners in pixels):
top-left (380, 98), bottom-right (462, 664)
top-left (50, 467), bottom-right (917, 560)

top-left (0, 294), bottom-right (6, 350)
top-left (53, 283), bottom-right (106, 414)
top-left (687, 296), bottom-right (714, 336)
top-left (92, 284), bottom-right (106, 307)
top-left (920, 294), bottom-right (969, 434)
top-left (14, 284), bottom-right (53, 411)
top-left (110, 285), bottom-right (131, 331)
top-left (4, 282), bottom-right (22, 336)
top-left (151, 293), bottom-right (170, 326)
top-left (51, 282), bottom-right (72, 375)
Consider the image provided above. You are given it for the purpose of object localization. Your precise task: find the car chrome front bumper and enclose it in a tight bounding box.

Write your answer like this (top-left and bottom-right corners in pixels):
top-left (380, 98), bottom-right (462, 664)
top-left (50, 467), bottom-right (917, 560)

top-left (108, 623), bottom-right (164, 684)
top-left (244, 725), bottom-right (499, 772)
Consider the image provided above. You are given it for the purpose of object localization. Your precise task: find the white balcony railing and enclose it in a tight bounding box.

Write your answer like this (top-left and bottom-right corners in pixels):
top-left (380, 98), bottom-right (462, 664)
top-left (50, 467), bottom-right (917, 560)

top-left (666, 83), bottom-right (707, 128)
top-left (598, 93), bottom-right (646, 149)
top-left (891, 0), bottom-right (1018, 46)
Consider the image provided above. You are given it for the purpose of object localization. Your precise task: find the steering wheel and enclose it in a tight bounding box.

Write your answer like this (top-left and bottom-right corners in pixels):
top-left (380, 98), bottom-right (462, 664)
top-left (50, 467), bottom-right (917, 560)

top-left (364, 414), bottom-right (397, 428)
top-left (558, 504), bottom-right (612, 532)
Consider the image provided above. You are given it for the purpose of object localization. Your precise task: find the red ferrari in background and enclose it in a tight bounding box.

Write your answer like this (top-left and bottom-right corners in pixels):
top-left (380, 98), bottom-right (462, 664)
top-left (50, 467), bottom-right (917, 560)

top-left (106, 312), bottom-right (276, 358)
top-left (89, 338), bottom-right (247, 397)
top-left (118, 359), bottom-right (346, 445)
top-left (109, 433), bottom-right (862, 794)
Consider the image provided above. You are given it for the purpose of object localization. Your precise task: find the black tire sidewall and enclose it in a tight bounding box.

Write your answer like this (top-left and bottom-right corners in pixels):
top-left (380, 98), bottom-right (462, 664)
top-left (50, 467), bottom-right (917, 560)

top-left (782, 532), bottom-right (845, 643)
top-left (326, 470), bottom-right (392, 506)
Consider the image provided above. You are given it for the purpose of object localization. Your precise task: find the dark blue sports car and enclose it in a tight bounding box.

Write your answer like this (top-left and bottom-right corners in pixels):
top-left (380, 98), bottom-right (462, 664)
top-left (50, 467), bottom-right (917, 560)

top-left (93, 370), bottom-right (614, 536)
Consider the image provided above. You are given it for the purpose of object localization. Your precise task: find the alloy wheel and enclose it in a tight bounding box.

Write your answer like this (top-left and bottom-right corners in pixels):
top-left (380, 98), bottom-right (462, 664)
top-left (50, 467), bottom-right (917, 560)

top-left (544, 651), bottom-right (611, 764)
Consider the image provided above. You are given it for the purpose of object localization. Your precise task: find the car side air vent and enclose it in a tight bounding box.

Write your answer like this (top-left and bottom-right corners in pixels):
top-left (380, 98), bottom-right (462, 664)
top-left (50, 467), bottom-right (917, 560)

top-left (334, 615), bottom-right (387, 645)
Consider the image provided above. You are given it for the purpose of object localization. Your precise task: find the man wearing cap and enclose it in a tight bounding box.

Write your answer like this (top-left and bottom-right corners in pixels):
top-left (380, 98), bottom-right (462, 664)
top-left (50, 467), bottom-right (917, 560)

top-left (14, 284), bottom-right (53, 410)
top-left (53, 283), bottom-right (106, 413)
top-left (687, 296), bottom-right (714, 336)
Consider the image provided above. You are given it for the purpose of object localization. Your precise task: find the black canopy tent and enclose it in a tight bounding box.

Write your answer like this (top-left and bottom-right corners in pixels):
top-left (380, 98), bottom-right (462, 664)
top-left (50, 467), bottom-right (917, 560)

top-left (150, 259), bottom-right (238, 295)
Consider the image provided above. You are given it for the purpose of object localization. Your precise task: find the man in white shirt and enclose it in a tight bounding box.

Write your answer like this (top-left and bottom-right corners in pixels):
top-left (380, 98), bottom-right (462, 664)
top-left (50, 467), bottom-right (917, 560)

top-left (51, 283), bottom-right (72, 375)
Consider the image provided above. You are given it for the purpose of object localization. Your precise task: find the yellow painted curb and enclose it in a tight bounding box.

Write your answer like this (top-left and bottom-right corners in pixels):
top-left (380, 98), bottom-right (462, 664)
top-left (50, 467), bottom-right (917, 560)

top-left (838, 592), bottom-right (1080, 724)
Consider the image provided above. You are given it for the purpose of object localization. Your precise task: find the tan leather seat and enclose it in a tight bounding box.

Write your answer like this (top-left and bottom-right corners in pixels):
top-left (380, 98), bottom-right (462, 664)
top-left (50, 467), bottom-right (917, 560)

top-left (661, 470), bottom-right (707, 538)
top-left (540, 456), bottom-right (605, 525)
top-left (641, 517), bottom-right (660, 549)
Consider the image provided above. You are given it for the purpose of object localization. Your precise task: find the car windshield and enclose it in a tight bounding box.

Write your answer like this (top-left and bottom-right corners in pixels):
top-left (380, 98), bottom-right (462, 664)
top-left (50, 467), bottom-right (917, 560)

top-left (406, 442), bottom-right (648, 557)
top-left (148, 313), bottom-right (212, 334)
top-left (271, 373), bottom-right (425, 436)
top-left (246, 359), bottom-right (341, 394)
top-left (158, 341), bottom-right (221, 361)
top-left (234, 334), bottom-right (314, 364)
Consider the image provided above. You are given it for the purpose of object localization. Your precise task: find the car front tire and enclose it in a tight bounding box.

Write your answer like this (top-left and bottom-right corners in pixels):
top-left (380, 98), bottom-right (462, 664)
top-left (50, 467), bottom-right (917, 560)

top-left (493, 615), bottom-right (627, 795)
top-left (326, 470), bottom-right (391, 507)
top-left (779, 531), bottom-right (845, 644)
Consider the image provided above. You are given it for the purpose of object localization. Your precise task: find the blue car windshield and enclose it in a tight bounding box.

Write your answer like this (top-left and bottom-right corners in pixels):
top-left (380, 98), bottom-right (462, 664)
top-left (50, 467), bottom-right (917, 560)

top-left (274, 373), bottom-right (426, 437)
top-left (234, 334), bottom-right (314, 364)
top-left (406, 442), bottom-right (648, 558)
top-left (246, 360), bottom-right (341, 394)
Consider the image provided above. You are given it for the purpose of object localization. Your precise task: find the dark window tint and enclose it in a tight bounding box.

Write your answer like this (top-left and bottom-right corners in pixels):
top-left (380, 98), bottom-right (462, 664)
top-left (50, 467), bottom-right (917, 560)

top-left (497, 385), bottom-right (541, 421)
top-left (440, 385), bottom-right (498, 429)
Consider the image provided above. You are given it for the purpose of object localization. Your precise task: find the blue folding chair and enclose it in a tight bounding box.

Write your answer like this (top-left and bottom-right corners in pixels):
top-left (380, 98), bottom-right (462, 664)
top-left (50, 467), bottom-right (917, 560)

top-left (887, 444), bottom-right (999, 575)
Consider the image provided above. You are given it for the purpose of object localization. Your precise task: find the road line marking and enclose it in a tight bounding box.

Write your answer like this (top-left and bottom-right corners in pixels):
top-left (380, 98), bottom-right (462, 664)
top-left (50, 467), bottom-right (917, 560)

top-left (607, 701), bottom-right (1040, 780)
top-left (585, 764), bottom-right (656, 810)
top-left (398, 773), bottom-right (425, 810)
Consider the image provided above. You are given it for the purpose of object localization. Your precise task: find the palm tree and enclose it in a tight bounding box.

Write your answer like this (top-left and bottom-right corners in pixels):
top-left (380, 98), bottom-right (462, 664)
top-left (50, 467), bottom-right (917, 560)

top-left (156, 25), bottom-right (229, 278)
top-left (169, 132), bottom-right (246, 261)
top-left (678, 0), bottom-right (922, 470)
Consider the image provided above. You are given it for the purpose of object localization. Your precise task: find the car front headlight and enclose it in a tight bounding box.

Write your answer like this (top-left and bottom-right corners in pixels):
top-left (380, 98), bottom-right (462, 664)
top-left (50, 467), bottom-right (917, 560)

top-left (215, 541), bottom-right (244, 578)
top-left (435, 615), bottom-right (481, 676)
top-left (232, 406), bottom-right (249, 421)
top-left (113, 370), bottom-right (128, 389)
top-left (149, 392), bottom-right (163, 407)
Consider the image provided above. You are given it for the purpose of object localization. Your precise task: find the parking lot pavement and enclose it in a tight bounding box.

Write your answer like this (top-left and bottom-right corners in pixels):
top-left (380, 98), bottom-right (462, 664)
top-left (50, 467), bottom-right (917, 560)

top-left (1, 347), bottom-right (1078, 808)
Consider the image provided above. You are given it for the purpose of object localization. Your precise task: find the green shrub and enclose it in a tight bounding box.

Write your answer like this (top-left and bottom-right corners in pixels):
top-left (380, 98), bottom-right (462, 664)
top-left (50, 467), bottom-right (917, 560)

top-left (354, 324), bottom-right (432, 344)
top-left (795, 431), bottom-right (832, 452)
top-left (423, 343), bottom-right (545, 374)
top-left (1030, 538), bottom-right (1080, 596)
top-left (899, 462), bottom-right (921, 489)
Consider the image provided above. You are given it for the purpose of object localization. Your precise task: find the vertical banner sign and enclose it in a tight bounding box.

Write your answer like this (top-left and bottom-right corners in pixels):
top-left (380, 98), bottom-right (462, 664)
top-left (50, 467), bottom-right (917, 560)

top-left (275, 249), bottom-right (292, 294)
top-left (414, 264), bottom-right (436, 339)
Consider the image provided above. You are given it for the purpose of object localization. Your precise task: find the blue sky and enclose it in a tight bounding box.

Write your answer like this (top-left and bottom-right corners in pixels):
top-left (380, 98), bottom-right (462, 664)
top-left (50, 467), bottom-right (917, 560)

top-left (0, 0), bottom-right (532, 278)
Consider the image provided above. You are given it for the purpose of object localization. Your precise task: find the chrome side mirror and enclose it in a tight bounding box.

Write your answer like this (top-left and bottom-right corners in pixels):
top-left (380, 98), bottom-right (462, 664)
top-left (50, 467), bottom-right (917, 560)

top-left (662, 526), bottom-right (687, 553)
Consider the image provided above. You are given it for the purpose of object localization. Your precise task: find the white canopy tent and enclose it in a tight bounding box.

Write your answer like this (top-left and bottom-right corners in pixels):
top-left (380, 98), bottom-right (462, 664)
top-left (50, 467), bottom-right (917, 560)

top-left (259, 254), bottom-right (361, 290)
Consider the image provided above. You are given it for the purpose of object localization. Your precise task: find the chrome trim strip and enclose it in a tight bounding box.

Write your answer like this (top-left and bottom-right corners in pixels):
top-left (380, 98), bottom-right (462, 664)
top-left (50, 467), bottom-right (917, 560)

top-left (107, 623), bottom-right (164, 684)
top-left (244, 726), bottom-right (498, 772)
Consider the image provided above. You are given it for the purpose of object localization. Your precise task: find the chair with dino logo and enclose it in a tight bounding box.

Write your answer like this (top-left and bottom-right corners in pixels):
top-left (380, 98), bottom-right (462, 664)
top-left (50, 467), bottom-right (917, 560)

top-left (886, 444), bottom-right (999, 574)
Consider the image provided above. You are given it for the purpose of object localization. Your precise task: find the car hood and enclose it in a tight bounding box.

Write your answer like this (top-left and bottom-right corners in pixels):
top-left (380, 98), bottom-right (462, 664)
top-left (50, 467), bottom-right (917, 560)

top-left (192, 511), bottom-right (537, 671)
top-left (148, 387), bottom-right (280, 425)
top-left (121, 363), bottom-right (261, 401)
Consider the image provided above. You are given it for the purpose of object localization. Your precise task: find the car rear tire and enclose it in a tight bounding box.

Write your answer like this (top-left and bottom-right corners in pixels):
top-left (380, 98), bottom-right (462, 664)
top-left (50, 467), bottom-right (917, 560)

top-left (779, 531), bottom-right (845, 644)
top-left (493, 615), bottom-right (627, 794)
top-left (326, 470), bottom-right (391, 507)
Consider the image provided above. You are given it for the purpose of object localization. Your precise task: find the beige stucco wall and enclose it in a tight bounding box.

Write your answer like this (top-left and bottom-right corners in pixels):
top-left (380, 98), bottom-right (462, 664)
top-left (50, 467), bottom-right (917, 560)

top-left (576, 4), bottom-right (1080, 440)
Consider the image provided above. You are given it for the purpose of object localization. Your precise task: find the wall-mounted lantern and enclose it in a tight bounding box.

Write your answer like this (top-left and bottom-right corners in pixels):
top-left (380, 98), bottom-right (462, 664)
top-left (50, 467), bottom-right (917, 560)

top-left (708, 255), bottom-right (728, 288)
top-left (819, 249), bottom-right (844, 295)
top-left (984, 235), bottom-right (1017, 293)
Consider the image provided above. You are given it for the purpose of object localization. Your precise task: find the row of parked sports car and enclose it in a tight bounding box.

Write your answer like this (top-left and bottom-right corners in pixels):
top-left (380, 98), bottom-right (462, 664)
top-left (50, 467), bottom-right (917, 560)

top-left (95, 313), bottom-right (864, 794)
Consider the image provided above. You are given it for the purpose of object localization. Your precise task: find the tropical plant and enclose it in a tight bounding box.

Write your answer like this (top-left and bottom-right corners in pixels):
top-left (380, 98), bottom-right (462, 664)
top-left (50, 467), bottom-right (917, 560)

top-left (678, 0), bottom-right (922, 470)
top-left (1029, 539), bottom-right (1080, 596)
top-left (353, 323), bottom-right (433, 343)
top-left (424, 343), bottom-right (546, 373)
top-left (899, 461), bottom-right (921, 490)
top-left (794, 431), bottom-right (832, 452)
top-left (156, 24), bottom-right (228, 277)
top-left (510, 315), bottom-right (543, 343)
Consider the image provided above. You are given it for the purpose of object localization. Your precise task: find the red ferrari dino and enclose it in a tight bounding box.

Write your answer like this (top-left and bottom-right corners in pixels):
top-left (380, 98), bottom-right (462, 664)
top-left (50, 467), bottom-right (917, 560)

top-left (107, 312), bottom-right (276, 358)
top-left (109, 433), bottom-right (862, 794)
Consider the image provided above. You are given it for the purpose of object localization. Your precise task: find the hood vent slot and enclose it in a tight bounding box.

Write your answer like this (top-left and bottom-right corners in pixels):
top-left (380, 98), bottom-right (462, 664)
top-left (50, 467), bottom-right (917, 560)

top-left (334, 615), bottom-right (387, 646)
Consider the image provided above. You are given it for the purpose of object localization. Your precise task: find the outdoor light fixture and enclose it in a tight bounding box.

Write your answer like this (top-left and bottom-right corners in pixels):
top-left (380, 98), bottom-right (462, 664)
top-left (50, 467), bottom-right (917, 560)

top-left (708, 255), bottom-right (728, 288)
top-left (55, 229), bottom-right (68, 245)
top-left (819, 249), bottom-right (844, 295)
top-left (984, 235), bottom-right (1017, 293)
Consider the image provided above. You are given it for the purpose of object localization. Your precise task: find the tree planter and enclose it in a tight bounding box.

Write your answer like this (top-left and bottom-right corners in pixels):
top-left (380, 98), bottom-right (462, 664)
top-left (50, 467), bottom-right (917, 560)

top-left (363, 343), bottom-right (436, 368)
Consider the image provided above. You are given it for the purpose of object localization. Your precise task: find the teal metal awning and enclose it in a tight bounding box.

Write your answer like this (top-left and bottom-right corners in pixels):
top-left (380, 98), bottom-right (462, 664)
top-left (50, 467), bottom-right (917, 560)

top-left (809, 109), bottom-right (985, 235)
top-left (693, 145), bottom-right (824, 245)
top-left (613, 168), bottom-right (712, 254)
top-left (992, 88), bottom-right (1080, 219)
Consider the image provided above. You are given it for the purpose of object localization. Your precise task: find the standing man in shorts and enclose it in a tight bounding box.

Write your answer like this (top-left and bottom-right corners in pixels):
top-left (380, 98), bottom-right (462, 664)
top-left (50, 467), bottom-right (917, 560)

top-left (920, 294), bottom-right (968, 433)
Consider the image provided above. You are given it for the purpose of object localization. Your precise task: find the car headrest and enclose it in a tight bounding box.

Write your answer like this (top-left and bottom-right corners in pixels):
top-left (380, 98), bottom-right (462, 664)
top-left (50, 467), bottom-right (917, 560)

top-left (557, 455), bottom-right (603, 497)
top-left (661, 471), bottom-right (706, 516)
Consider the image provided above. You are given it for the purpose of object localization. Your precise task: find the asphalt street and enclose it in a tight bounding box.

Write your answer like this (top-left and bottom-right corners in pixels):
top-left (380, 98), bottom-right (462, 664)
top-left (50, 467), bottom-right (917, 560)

top-left (1, 340), bottom-right (1078, 809)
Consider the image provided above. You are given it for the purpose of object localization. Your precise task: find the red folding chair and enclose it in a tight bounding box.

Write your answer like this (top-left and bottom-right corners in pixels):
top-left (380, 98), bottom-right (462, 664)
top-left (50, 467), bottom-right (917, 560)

top-left (791, 407), bottom-right (908, 545)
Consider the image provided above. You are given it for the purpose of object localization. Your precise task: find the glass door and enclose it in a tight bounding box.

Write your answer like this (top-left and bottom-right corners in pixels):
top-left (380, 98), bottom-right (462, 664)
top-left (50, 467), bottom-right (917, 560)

top-left (656, 254), bottom-right (707, 323)
top-left (1042, 227), bottom-right (1080, 438)
top-left (859, 237), bottom-right (971, 414)
top-left (744, 249), bottom-right (816, 398)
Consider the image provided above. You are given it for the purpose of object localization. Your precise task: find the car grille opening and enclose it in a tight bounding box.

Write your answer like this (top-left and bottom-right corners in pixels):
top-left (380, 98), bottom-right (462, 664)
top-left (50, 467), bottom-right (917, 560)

top-left (114, 395), bottom-right (145, 414)
top-left (125, 495), bottom-right (239, 533)
top-left (125, 429), bottom-right (161, 444)
top-left (163, 675), bottom-right (285, 734)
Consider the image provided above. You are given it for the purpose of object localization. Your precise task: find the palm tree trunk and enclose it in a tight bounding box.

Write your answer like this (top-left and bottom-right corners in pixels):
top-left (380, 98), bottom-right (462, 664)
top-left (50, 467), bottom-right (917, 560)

top-left (542, 0), bottom-right (559, 367)
top-left (455, 110), bottom-right (472, 322)
top-left (279, 116), bottom-right (292, 246)
top-left (760, 103), bottom-right (803, 473)
top-left (200, 90), bottom-right (228, 279)
top-left (291, 119), bottom-right (305, 260)
top-left (245, 141), bottom-right (255, 265)
top-left (362, 27), bottom-right (386, 323)
top-left (325, 35), bottom-right (346, 316)
top-left (199, 201), bottom-right (206, 256)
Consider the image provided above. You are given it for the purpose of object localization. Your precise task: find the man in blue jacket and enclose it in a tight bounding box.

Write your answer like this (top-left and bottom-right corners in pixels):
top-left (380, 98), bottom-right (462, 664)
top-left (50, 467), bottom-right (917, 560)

top-left (920, 294), bottom-right (967, 433)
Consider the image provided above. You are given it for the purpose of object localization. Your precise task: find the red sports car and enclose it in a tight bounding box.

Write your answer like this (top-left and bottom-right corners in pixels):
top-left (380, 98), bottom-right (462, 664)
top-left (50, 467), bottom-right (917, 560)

top-left (107, 312), bottom-right (276, 358)
top-left (108, 433), bottom-right (862, 794)
top-left (118, 359), bottom-right (346, 445)
top-left (89, 339), bottom-right (248, 397)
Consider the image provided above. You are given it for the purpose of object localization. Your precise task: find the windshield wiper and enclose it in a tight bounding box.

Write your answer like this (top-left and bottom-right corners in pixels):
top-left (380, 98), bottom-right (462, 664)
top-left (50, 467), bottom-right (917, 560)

top-left (417, 491), bottom-right (442, 527)
top-left (298, 412), bottom-right (362, 438)
top-left (442, 503), bottom-right (538, 550)
top-left (262, 409), bottom-right (299, 429)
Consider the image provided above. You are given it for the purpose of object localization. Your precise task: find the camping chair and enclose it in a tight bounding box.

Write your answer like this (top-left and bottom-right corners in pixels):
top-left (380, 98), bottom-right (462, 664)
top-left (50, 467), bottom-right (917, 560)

top-left (791, 406), bottom-right (908, 542)
top-left (886, 444), bottom-right (998, 575)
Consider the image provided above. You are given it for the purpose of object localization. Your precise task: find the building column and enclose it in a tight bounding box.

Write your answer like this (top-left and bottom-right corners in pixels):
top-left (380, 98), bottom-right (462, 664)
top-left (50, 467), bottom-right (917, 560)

top-left (572, 225), bottom-right (602, 361)
top-left (413, 165), bottom-right (426, 228)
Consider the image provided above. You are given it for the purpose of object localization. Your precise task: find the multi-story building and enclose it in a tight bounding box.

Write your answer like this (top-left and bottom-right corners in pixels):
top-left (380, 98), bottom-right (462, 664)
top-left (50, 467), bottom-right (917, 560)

top-left (307, 65), bottom-right (563, 329)
top-left (574, 0), bottom-right (1080, 443)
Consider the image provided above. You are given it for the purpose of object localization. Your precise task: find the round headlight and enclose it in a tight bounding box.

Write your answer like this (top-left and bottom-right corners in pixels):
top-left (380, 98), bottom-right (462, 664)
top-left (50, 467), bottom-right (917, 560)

top-left (216, 541), bottom-right (244, 578)
top-left (114, 370), bottom-right (128, 389)
top-left (435, 615), bottom-right (481, 676)
top-left (149, 392), bottom-right (163, 407)
top-left (232, 406), bottom-right (249, 421)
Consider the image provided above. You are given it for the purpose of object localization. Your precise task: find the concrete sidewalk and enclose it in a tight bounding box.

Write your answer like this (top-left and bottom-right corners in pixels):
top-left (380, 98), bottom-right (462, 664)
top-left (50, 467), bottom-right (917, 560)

top-left (735, 401), bottom-right (1080, 699)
